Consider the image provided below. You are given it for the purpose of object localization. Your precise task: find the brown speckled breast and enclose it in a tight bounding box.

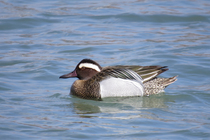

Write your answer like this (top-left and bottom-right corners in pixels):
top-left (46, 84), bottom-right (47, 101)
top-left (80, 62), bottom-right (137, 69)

top-left (70, 80), bottom-right (101, 100)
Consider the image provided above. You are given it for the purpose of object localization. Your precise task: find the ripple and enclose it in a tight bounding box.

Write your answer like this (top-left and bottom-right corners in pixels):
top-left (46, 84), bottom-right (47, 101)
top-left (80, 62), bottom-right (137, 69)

top-left (89, 13), bottom-right (210, 23)
top-left (0, 17), bottom-right (59, 30)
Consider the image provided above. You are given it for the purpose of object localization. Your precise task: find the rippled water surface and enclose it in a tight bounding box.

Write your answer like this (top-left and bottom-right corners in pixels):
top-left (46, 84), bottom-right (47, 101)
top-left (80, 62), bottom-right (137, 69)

top-left (1, 0), bottom-right (210, 139)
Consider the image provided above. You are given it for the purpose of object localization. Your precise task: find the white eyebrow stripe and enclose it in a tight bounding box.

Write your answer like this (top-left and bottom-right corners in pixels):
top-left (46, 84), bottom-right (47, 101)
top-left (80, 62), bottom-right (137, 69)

top-left (79, 63), bottom-right (101, 72)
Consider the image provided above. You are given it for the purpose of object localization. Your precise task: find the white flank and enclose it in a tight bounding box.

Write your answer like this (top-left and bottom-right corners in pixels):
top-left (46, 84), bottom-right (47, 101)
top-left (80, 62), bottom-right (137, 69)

top-left (79, 63), bottom-right (101, 72)
top-left (100, 77), bottom-right (144, 98)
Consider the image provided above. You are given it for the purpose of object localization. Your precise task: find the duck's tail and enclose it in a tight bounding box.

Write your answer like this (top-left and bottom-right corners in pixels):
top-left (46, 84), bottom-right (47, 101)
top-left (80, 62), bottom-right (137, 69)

top-left (143, 76), bottom-right (178, 96)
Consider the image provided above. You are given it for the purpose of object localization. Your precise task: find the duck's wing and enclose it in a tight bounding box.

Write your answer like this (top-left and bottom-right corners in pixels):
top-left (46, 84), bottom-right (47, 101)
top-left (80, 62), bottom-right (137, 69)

top-left (91, 67), bottom-right (143, 83)
top-left (89, 67), bottom-right (144, 97)
top-left (111, 65), bottom-right (168, 83)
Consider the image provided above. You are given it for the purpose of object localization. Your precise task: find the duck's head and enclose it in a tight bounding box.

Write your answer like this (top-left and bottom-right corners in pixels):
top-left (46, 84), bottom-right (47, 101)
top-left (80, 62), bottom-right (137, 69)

top-left (59, 59), bottom-right (102, 80)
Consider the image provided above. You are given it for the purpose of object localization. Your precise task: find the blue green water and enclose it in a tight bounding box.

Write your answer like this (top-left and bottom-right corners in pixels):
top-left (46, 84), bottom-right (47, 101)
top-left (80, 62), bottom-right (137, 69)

top-left (0, 0), bottom-right (210, 139)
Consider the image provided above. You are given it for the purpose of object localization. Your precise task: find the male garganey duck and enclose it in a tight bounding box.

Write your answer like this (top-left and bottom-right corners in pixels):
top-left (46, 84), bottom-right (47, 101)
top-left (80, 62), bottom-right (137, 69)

top-left (60, 59), bottom-right (177, 100)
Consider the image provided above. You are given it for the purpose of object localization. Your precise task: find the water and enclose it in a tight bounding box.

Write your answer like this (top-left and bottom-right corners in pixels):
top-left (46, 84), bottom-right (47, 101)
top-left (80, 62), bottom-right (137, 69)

top-left (0, 0), bottom-right (210, 139)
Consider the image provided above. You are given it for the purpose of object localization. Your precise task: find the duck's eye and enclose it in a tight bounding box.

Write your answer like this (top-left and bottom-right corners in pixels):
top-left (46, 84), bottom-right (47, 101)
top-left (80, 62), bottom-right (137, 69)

top-left (81, 67), bottom-right (86, 70)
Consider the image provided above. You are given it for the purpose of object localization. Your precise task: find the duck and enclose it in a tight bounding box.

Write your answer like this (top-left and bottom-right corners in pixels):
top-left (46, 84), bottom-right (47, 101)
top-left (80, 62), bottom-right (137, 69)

top-left (59, 59), bottom-right (177, 100)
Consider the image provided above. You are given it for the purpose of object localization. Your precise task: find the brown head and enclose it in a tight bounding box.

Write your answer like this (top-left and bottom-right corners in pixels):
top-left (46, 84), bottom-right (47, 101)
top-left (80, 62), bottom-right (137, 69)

top-left (59, 59), bottom-right (102, 80)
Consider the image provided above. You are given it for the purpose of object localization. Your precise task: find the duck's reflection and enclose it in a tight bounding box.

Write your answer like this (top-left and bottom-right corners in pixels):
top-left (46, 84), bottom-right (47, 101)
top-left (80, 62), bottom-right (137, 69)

top-left (68, 93), bottom-right (172, 117)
